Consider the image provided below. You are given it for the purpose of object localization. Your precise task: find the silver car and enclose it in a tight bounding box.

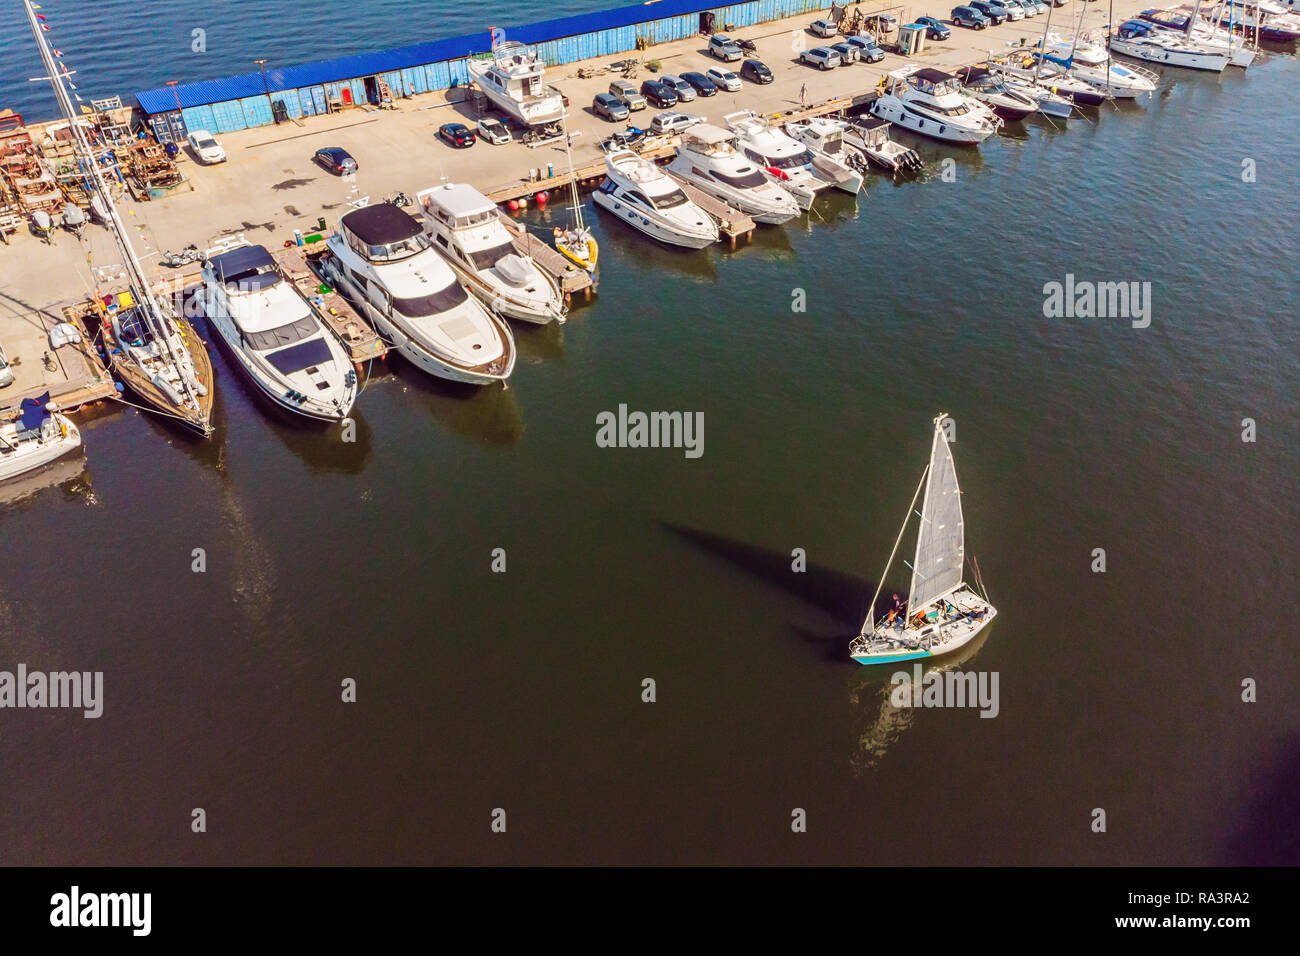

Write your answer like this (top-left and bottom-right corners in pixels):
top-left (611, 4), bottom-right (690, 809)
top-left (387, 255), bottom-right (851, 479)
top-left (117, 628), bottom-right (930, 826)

top-left (659, 74), bottom-right (697, 102)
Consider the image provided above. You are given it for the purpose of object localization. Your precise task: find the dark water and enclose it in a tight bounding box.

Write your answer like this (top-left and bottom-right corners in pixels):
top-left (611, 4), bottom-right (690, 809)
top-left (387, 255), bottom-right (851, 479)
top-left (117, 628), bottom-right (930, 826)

top-left (0, 0), bottom-right (606, 121)
top-left (3, 49), bottom-right (1298, 863)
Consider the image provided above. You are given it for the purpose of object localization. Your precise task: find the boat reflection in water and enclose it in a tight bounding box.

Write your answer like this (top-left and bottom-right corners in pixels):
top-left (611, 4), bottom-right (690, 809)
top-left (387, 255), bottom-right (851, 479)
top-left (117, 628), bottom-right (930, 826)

top-left (0, 453), bottom-right (92, 510)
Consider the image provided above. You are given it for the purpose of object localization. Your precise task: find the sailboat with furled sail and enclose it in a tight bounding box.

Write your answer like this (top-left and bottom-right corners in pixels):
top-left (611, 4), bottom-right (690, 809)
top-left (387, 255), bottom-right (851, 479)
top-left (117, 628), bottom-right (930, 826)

top-left (850, 414), bottom-right (996, 666)
top-left (22, 0), bottom-right (213, 437)
top-left (553, 112), bottom-right (598, 273)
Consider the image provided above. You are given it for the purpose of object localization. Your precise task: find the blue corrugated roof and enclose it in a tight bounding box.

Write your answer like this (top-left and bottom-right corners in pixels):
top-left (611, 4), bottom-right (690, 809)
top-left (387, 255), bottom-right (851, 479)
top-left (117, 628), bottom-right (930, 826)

top-left (137, 0), bottom-right (729, 113)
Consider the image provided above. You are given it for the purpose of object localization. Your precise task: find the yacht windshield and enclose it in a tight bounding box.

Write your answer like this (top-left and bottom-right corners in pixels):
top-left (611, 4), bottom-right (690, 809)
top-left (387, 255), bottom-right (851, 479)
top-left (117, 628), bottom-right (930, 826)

top-left (651, 188), bottom-right (690, 210)
top-left (244, 315), bottom-right (318, 351)
top-left (368, 233), bottom-right (431, 262)
top-left (467, 240), bottom-right (517, 272)
top-left (392, 280), bottom-right (469, 317)
top-left (768, 150), bottom-right (813, 170)
top-left (710, 168), bottom-right (767, 189)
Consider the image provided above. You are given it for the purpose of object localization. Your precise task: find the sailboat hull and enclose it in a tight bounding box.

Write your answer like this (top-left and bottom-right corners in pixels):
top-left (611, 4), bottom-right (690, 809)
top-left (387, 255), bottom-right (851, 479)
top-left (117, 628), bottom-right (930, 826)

top-left (852, 606), bottom-right (997, 666)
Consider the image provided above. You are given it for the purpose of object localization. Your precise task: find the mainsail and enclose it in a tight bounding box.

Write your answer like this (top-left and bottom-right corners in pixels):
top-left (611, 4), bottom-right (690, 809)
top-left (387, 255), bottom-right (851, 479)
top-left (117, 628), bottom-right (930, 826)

top-left (907, 420), bottom-right (965, 613)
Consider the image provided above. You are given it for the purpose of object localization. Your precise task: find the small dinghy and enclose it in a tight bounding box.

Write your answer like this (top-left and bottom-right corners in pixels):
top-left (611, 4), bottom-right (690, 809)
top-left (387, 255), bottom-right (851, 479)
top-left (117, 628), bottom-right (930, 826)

top-left (62, 203), bottom-right (87, 237)
top-left (31, 209), bottom-right (54, 242)
top-left (89, 192), bottom-right (110, 224)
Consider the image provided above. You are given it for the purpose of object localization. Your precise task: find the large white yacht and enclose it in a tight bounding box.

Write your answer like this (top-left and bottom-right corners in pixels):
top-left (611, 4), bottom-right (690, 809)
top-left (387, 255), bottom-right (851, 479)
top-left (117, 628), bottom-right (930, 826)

top-left (869, 67), bottom-right (1001, 144)
top-left (417, 183), bottom-right (566, 325)
top-left (1040, 33), bottom-right (1159, 97)
top-left (591, 150), bottom-right (719, 249)
top-left (1109, 20), bottom-right (1229, 71)
top-left (466, 41), bottom-right (566, 127)
top-left (780, 117), bottom-right (865, 194)
top-left (723, 110), bottom-right (848, 209)
top-left (200, 245), bottom-right (357, 422)
top-left (324, 203), bottom-right (515, 385)
top-left (665, 124), bottom-right (800, 224)
top-left (1138, 9), bottom-right (1257, 66)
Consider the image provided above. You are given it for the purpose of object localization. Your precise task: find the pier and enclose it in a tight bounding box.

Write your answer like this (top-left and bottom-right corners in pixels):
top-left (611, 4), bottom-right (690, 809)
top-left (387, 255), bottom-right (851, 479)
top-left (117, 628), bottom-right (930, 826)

top-left (0, 301), bottom-right (117, 418)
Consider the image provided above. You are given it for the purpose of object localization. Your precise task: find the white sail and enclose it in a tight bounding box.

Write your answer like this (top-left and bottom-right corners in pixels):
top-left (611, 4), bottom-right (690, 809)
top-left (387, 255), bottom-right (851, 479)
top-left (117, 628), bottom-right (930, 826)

top-left (907, 420), bottom-right (965, 613)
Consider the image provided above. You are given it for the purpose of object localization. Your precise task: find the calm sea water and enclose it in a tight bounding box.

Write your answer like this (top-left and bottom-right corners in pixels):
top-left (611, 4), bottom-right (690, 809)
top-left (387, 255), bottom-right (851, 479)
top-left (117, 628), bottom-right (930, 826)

top-left (2, 4), bottom-right (1298, 864)
top-left (0, 0), bottom-right (606, 120)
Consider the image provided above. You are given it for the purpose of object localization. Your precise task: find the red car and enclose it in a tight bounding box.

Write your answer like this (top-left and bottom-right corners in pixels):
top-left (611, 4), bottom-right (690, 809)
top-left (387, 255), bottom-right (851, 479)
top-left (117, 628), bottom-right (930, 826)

top-left (438, 123), bottom-right (476, 148)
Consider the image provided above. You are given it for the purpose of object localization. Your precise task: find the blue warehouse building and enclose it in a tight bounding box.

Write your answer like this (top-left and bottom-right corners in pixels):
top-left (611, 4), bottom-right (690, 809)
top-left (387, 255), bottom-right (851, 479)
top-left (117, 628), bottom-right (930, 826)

top-left (134, 0), bottom-right (830, 142)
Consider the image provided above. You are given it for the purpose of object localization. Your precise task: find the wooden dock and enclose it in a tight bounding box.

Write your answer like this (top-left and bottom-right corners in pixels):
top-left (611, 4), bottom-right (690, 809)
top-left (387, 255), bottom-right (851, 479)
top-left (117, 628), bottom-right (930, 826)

top-left (494, 212), bottom-right (595, 302)
top-left (272, 243), bottom-right (389, 367)
top-left (485, 143), bottom-right (676, 205)
top-left (0, 301), bottom-right (117, 418)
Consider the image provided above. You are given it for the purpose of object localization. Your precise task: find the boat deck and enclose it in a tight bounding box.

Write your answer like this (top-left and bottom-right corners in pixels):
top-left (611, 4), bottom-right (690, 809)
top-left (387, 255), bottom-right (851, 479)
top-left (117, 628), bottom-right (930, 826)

top-left (272, 244), bottom-right (389, 367)
top-left (0, 300), bottom-right (117, 418)
top-left (663, 173), bottom-right (756, 247)
top-left (494, 211), bottom-right (595, 302)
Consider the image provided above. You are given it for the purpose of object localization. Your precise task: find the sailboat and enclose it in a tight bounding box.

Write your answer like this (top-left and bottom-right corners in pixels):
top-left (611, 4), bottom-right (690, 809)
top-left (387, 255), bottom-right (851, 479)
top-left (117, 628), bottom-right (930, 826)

top-left (553, 112), bottom-right (598, 273)
top-left (22, 0), bottom-right (213, 437)
top-left (849, 414), bottom-right (997, 666)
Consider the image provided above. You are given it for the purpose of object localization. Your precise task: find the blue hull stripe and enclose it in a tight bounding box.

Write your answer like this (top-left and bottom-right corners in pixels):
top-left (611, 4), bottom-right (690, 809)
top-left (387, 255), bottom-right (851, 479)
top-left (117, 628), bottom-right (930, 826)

top-left (851, 650), bottom-right (933, 666)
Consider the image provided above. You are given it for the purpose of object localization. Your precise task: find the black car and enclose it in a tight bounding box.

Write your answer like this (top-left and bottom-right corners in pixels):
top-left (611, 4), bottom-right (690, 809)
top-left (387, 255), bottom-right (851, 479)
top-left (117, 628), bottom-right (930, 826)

top-left (740, 58), bottom-right (773, 84)
top-left (640, 79), bottom-right (678, 109)
top-left (314, 146), bottom-right (358, 175)
top-left (438, 123), bottom-right (476, 148)
top-left (680, 71), bottom-right (719, 96)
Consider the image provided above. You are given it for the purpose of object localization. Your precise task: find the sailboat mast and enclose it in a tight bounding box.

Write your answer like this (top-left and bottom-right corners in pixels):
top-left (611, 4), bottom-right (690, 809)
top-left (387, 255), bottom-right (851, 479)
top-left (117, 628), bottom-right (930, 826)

top-left (21, 0), bottom-right (198, 404)
top-left (861, 462), bottom-right (930, 638)
top-left (1034, 0), bottom-right (1057, 84)
top-left (559, 108), bottom-right (584, 231)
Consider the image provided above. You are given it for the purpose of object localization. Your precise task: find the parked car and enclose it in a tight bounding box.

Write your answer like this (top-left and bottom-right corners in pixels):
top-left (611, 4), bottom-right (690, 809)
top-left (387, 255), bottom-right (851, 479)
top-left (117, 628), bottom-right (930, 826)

top-left (609, 79), bottom-right (647, 110)
top-left (593, 92), bottom-right (630, 121)
top-left (996, 0), bottom-right (1027, 18)
top-left (704, 66), bottom-right (742, 92)
top-left (830, 42), bottom-right (860, 64)
top-left (187, 129), bottom-right (226, 164)
top-left (866, 13), bottom-right (900, 31)
top-left (708, 34), bottom-right (743, 61)
top-left (914, 16), bottom-right (952, 39)
top-left (845, 36), bottom-right (887, 61)
top-left (967, 1), bottom-right (1006, 24)
top-left (800, 46), bottom-right (842, 70)
top-left (0, 342), bottom-right (13, 389)
top-left (740, 58), bottom-right (774, 83)
top-left (659, 74), bottom-right (697, 102)
top-left (314, 146), bottom-right (358, 175)
top-left (951, 5), bottom-right (991, 27)
top-left (640, 79), bottom-right (678, 108)
top-left (969, 0), bottom-right (1011, 22)
top-left (438, 123), bottom-right (476, 148)
top-left (476, 117), bottom-right (511, 144)
top-left (809, 18), bottom-right (838, 38)
top-left (1007, 0), bottom-right (1039, 16)
top-left (680, 71), bottom-right (719, 96)
top-left (650, 111), bottom-right (704, 135)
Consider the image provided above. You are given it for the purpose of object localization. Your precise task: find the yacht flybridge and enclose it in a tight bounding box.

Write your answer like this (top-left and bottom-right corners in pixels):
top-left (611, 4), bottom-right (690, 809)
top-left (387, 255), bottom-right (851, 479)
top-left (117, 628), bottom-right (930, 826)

top-left (324, 203), bottom-right (515, 385)
top-left (200, 245), bottom-right (357, 421)
top-left (466, 41), bottom-right (566, 127)
top-left (869, 67), bottom-right (1001, 144)
top-left (665, 124), bottom-right (801, 224)
top-left (849, 414), bottom-right (997, 666)
top-left (22, 0), bottom-right (214, 437)
top-left (592, 150), bottom-right (720, 249)
top-left (417, 183), bottom-right (567, 325)
top-left (723, 110), bottom-right (850, 209)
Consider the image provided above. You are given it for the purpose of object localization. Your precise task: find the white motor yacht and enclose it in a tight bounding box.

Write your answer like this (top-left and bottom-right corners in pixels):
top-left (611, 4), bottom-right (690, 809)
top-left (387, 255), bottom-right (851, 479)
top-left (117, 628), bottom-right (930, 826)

top-left (417, 183), bottom-right (566, 325)
top-left (466, 41), bottom-right (566, 127)
top-left (591, 149), bottom-right (719, 249)
top-left (1110, 20), bottom-right (1229, 71)
top-left (723, 110), bottom-right (848, 209)
top-left (840, 117), bottom-right (925, 174)
top-left (665, 124), bottom-right (800, 224)
top-left (869, 67), bottom-right (1001, 144)
top-left (956, 66), bottom-right (1041, 120)
top-left (200, 245), bottom-right (357, 422)
top-left (780, 117), bottom-right (865, 194)
top-left (323, 203), bottom-right (515, 385)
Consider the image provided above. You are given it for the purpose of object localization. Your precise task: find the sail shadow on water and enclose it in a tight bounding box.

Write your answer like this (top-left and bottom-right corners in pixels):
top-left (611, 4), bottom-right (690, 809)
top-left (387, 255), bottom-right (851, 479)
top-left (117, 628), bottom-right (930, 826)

top-left (661, 522), bottom-right (876, 658)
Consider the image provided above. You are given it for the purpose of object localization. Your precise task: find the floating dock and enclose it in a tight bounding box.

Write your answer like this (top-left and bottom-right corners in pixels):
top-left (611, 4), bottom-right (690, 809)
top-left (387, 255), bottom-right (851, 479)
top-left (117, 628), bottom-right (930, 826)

top-left (494, 212), bottom-right (595, 302)
top-left (0, 301), bottom-right (117, 418)
top-left (272, 244), bottom-right (389, 366)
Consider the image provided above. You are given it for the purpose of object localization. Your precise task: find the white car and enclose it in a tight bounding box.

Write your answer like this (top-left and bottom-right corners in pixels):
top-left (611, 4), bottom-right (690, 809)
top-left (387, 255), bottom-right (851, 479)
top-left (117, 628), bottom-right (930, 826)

top-left (809, 18), bottom-right (838, 38)
top-left (801, 47), bottom-right (842, 70)
top-left (186, 129), bottom-right (226, 164)
top-left (0, 342), bottom-right (13, 388)
top-left (704, 66), bottom-right (742, 92)
top-left (650, 111), bottom-right (705, 135)
top-left (476, 117), bottom-right (512, 144)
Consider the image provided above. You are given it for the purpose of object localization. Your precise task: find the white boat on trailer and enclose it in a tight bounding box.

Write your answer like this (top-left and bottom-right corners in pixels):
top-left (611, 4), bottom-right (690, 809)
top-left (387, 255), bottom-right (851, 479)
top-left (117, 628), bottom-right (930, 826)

top-left (849, 413), bottom-right (997, 666)
top-left (324, 203), bottom-right (515, 385)
top-left (592, 149), bottom-right (720, 249)
top-left (0, 395), bottom-right (81, 484)
top-left (200, 244), bottom-right (357, 422)
top-left (466, 41), bottom-right (566, 127)
top-left (417, 182), bottom-right (567, 325)
top-left (665, 124), bottom-right (800, 225)
top-left (869, 66), bottom-right (1002, 144)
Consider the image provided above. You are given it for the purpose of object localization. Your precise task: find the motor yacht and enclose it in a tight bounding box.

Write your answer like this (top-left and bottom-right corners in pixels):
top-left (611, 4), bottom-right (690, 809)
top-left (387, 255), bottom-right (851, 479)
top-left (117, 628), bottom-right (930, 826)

top-left (780, 117), bottom-right (866, 193)
top-left (592, 150), bottom-right (719, 248)
top-left (417, 182), bottom-right (566, 325)
top-left (868, 67), bottom-right (1001, 144)
top-left (840, 117), bottom-right (924, 174)
top-left (665, 124), bottom-right (800, 224)
top-left (956, 66), bottom-right (1040, 119)
top-left (466, 41), bottom-right (566, 127)
top-left (323, 203), bottom-right (515, 384)
top-left (723, 110), bottom-right (850, 209)
top-left (200, 245), bottom-right (357, 421)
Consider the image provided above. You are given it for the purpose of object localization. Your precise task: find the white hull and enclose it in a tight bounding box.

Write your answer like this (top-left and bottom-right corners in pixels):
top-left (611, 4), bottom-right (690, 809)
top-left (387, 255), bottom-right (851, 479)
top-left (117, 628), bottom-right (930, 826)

top-left (445, 259), bottom-right (565, 325)
top-left (1109, 38), bottom-right (1229, 72)
top-left (592, 189), bottom-right (718, 248)
top-left (852, 602), bottom-right (997, 665)
top-left (870, 96), bottom-right (995, 143)
top-left (0, 415), bottom-right (81, 482)
top-left (665, 161), bottom-right (799, 224)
